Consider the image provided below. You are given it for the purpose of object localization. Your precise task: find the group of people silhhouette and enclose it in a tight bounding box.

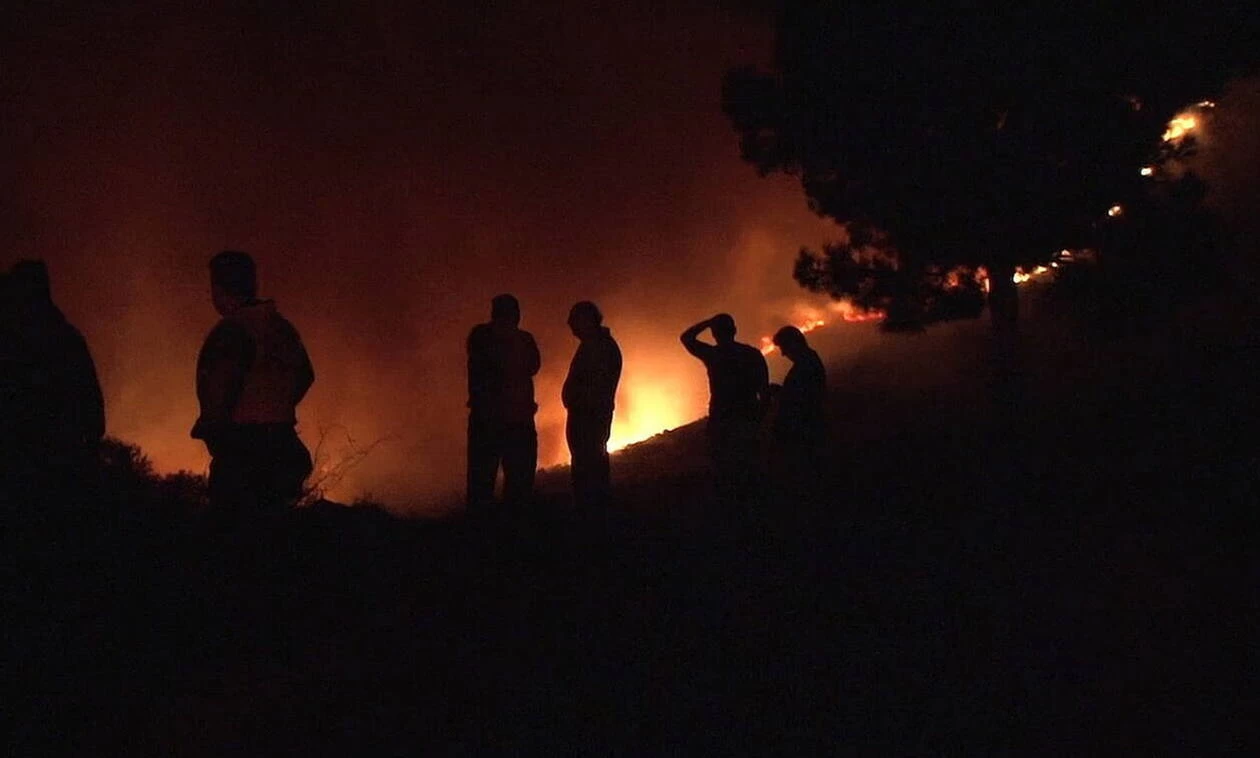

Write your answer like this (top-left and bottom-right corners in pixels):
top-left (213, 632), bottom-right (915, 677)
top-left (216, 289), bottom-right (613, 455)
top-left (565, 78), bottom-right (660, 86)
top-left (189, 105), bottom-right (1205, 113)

top-left (3, 250), bottom-right (828, 520)
top-left (466, 295), bottom-right (624, 511)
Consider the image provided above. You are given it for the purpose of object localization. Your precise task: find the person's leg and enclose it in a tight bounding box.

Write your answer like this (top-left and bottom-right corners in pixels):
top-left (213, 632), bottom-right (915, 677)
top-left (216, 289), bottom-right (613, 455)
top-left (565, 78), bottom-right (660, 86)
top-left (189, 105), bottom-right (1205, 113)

top-left (708, 419), bottom-right (738, 506)
top-left (502, 422), bottom-right (537, 507)
top-left (466, 415), bottom-right (501, 511)
top-left (567, 414), bottom-right (611, 507)
top-left (588, 413), bottom-right (613, 507)
top-left (566, 415), bottom-right (587, 505)
top-left (258, 428), bottom-right (312, 513)
top-left (207, 433), bottom-right (257, 525)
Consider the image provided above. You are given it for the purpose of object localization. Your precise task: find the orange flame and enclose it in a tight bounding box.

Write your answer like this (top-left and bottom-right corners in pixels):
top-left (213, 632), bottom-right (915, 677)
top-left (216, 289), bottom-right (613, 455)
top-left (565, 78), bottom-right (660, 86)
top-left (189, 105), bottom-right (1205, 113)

top-left (1162, 112), bottom-right (1198, 143)
top-left (759, 300), bottom-right (886, 356)
top-left (606, 379), bottom-right (692, 453)
top-left (760, 317), bottom-right (828, 355)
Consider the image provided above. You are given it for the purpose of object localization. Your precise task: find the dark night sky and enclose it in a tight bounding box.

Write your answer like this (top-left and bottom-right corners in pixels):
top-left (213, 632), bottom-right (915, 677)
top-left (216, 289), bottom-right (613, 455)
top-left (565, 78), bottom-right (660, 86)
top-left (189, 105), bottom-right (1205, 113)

top-left (2, 0), bottom-right (851, 507)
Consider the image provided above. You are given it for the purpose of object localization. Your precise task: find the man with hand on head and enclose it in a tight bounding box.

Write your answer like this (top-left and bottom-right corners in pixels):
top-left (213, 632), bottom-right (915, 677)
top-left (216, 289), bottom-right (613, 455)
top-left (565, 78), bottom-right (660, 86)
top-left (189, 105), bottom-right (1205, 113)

top-left (680, 313), bottom-right (769, 509)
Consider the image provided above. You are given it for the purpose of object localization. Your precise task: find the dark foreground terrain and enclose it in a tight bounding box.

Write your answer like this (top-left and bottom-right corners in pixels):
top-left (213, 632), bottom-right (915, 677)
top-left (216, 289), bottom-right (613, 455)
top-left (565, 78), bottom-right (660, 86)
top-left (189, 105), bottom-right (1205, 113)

top-left (5, 289), bottom-right (1256, 754)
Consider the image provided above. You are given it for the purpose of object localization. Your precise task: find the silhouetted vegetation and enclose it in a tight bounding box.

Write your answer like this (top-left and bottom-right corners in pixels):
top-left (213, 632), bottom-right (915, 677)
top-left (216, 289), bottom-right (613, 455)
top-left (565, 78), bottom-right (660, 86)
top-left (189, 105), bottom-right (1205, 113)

top-left (724, 1), bottom-right (1260, 330)
top-left (97, 437), bottom-right (209, 515)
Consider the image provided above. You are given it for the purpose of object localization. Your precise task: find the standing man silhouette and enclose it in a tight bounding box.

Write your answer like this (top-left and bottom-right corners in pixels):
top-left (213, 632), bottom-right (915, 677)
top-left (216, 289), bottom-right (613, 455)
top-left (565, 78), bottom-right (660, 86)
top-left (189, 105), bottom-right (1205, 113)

top-left (466, 294), bottom-right (541, 511)
top-left (680, 313), bottom-right (769, 508)
top-left (768, 326), bottom-right (827, 500)
top-left (1, 260), bottom-right (105, 504)
top-left (192, 251), bottom-right (314, 520)
top-left (563, 301), bottom-right (622, 508)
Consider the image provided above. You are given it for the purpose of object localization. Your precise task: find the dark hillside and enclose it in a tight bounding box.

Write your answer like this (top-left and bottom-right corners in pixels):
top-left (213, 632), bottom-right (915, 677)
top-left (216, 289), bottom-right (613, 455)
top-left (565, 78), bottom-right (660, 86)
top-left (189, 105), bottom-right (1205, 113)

top-left (6, 283), bottom-right (1255, 754)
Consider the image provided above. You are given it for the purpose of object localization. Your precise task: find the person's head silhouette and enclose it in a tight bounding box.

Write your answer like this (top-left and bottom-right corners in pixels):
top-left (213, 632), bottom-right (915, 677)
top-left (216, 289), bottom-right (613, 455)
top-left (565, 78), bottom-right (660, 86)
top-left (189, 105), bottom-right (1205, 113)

top-left (711, 313), bottom-right (737, 345)
top-left (772, 325), bottom-right (809, 361)
top-left (491, 293), bottom-right (521, 328)
top-left (567, 300), bottom-right (603, 340)
top-left (209, 250), bottom-right (257, 316)
top-left (9, 260), bottom-right (52, 308)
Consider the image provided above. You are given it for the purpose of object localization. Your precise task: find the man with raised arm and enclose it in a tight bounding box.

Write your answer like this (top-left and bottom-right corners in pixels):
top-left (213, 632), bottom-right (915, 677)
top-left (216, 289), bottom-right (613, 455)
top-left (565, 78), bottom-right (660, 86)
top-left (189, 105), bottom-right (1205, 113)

top-left (680, 313), bottom-right (769, 508)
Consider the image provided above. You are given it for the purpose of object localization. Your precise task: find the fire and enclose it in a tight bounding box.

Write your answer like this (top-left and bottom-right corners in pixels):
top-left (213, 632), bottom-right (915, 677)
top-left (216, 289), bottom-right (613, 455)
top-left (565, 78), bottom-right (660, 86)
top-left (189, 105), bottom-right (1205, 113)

top-left (760, 317), bottom-right (827, 355)
top-left (1162, 112), bottom-right (1198, 142)
top-left (756, 300), bottom-right (885, 356)
top-left (1107, 204), bottom-right (1124, 217)
top-left (830, 299), bottom-right (887, 323)
top-left (1140, 166), bottom-right (1155, 177)
top-left (606, 377), bottom-right (694, 453)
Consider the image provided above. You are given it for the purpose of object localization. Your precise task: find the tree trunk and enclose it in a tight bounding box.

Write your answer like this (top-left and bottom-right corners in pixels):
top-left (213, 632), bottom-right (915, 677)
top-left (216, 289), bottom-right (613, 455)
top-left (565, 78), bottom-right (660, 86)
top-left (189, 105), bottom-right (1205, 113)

top-left (987, 262), bottom-right (1019, 340)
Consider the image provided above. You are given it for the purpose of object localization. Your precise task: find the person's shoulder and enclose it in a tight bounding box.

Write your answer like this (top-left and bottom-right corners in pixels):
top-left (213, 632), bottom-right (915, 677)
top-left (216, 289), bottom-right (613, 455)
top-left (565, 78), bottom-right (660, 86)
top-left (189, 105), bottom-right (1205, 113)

top-left (271, 311), bottom-right (304, 340)
top-left (513, 328), bottom-right (539, 352)
top-left (208, 316), bottom-right (249, 341)
top-left (201, 317), bottom-right (252, 356)
top-left (738, 342), bottom-right (766, 359)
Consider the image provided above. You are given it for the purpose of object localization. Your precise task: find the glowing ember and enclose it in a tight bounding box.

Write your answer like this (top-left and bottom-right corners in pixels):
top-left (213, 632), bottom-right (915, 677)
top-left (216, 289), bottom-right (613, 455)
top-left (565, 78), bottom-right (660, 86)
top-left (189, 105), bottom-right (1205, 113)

top-left (1140, 166), bottom-right (1155, 176)
top-left (1162, 112), bottom-right (1198, 142)
top-left (1107, 204), bottom-right (1124, 217)
top-left (829, 299), bottom-right (887, 323)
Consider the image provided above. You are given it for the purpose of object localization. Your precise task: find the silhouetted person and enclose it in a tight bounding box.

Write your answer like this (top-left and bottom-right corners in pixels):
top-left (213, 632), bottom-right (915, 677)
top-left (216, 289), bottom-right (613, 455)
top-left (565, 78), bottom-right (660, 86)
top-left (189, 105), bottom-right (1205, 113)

top-left (563, 301), bottom-right (622, 508)
top-left (1, 261), bottom-right (105, 505)
top-left (681, 313), bottom-right (769, 508)
top-left (467, 294), bottom-right (541, 511)
top-left (768, 326), bottom-right (827, 499)
top-left (192, 251), bottom-right (314, 521)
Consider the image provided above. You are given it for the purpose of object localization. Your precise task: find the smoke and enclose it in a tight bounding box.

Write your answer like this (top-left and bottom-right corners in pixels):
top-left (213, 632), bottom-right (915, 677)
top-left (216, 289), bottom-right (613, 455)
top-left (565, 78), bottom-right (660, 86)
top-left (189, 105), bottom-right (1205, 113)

top-left (2, 1), bottom-right (855, 511)
top-left (1187, 74), bottom-right (1260, 285)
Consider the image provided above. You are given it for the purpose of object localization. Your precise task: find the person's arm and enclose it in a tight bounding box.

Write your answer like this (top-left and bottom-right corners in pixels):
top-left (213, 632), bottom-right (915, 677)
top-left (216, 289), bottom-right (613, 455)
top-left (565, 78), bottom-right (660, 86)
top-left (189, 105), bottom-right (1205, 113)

top-left (750, 347), bottom-right (771, 410)
top-left (287, 320), bottom-right (315, 406)
top-left (755, 349), bottom-right (771, 407)
top-left (561, 346), bottom-right (581, 410)
top-left (466, 326), bottom-right (491, 408)
top-left (525, 332), bottom-right (541, 377)
top-left (680, 318), bottom-right (714, 358)
top-left (608, 339), bottom-right (623, 404)
top-left (590, 339), bottom-right (622, 412)
top-left (66, 329), bottom-right (105, 444)
top-left (191, 321), bottom-right (252, 442)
